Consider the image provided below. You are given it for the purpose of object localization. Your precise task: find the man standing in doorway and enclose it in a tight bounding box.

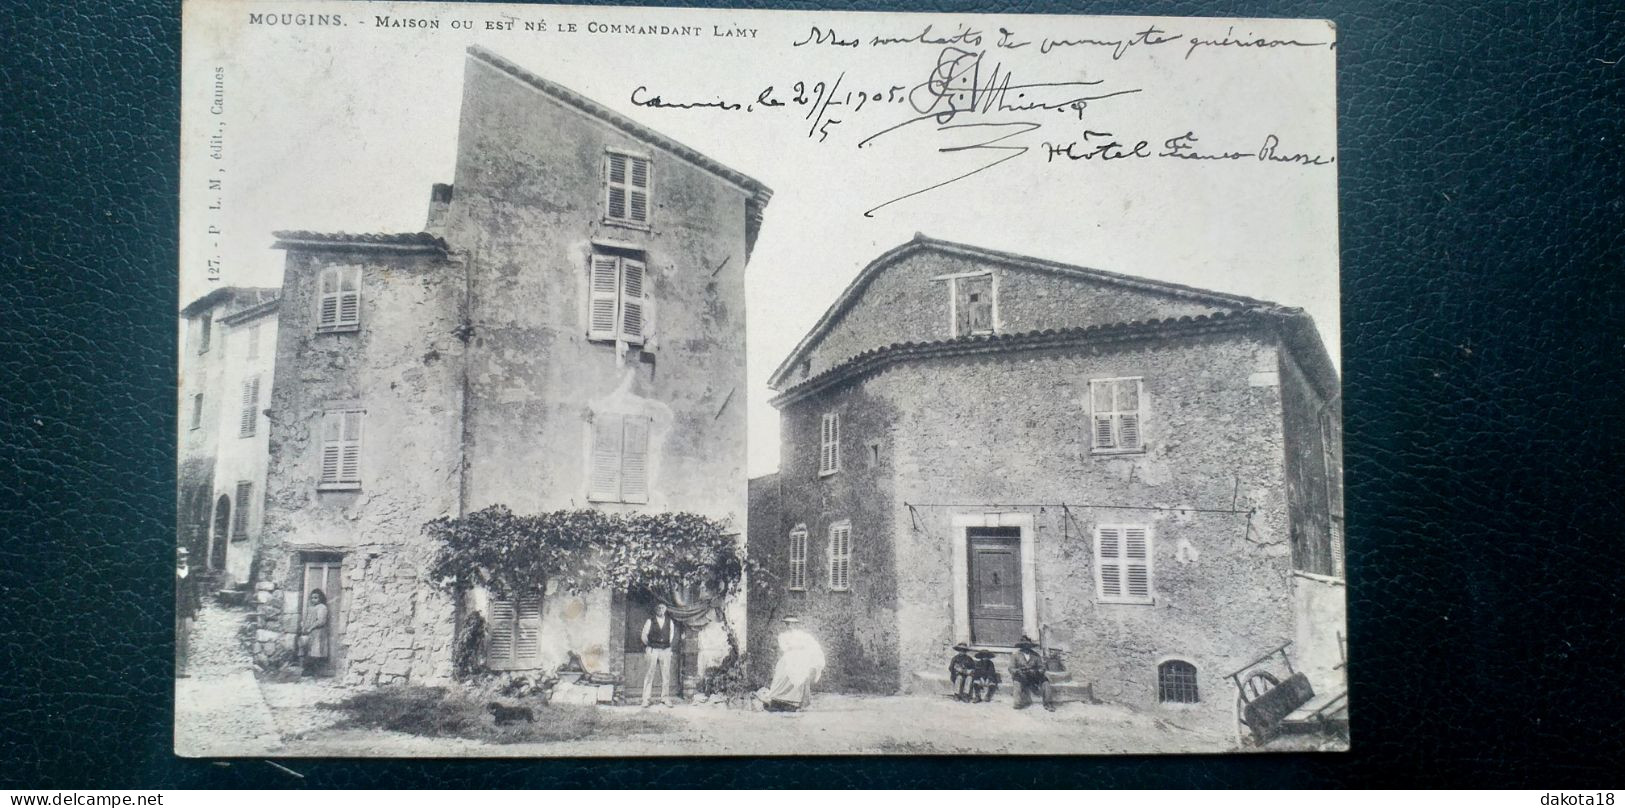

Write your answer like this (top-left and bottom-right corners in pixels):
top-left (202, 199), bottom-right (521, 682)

top-left (641, 603), bottom-right (676, 707)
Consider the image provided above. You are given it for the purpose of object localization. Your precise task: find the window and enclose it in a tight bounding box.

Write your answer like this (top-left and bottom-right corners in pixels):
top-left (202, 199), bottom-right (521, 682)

top-left (198, 314), bottom-right (212, 354)
top-left (319, 409), bottom-right (363, 489)
top-left (1158, 660), bottom-right (1199, 703)
top-left (246, 323), bottom-right (261, 360)
top-left (604, 151), bottom-right (652, 226)
top-left (587, 254), bottom-right (650, 344)
top-left (819, 412), bottom-right (841, 476)
top-left (190, 393), bottom-right (203, 431)
top-left (827, 521), bottom-right (852, 591)
top-left (1096, 524), bottom-right (1153, 604)
top-left (589, 413), bottom-right (651, 504)
top-left (487, 592), bottom-right (543, 671)
top-left (232, 481), bottom-right (252, 540)
top-left (1090, 377), bottom-right (1145, 452)
top-left (317, 267), bottom-right (361, 332)
top-left (787, 525), bottom-right (809, 591)
top-left (953, 274), bottom-right (996, 336)
top-left (238, 375), bottom-right (260, 438)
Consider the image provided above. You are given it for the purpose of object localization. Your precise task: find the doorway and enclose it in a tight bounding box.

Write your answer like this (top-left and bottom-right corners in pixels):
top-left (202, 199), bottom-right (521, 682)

top-left (968, 527), bottom-right (1023, 646)
top-left (622, 590), bottom-right (688, 699)
top-left (301, 553), bottom-right (344, 673)
top-left (209, 495), bottom-right (230, 571)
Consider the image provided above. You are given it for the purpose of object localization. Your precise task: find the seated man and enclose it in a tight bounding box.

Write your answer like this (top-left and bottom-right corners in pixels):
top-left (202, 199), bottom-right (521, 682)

top-left (1010, 635), bottom-right (1057, 712)
top-left (756, 617), bottom-right (826, 712)
top-left (949, 642), bottom-right (976, 702)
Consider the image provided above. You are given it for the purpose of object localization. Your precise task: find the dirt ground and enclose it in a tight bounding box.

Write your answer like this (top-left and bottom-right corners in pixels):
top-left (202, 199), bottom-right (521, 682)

top-left (184, 604), bottom-right (1347, 757)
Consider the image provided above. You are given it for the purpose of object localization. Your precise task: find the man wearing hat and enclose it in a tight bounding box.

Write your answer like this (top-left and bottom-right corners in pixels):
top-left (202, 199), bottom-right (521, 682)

top-left (971, 650), bottom-right (1001, 703)
top-left (1010, 635), bottom-right (1057, 711)
top-left (948, 642), bottom-right (976, 702)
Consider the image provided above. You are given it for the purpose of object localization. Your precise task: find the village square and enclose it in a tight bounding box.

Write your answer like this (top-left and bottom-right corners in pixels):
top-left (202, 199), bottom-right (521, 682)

top-left (176, 45), bottom-right (1346, 756)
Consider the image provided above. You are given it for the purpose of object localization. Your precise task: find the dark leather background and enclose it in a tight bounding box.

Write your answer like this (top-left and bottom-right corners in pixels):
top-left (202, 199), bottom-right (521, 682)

top-left (2, 0), bottom-right (1621, 788)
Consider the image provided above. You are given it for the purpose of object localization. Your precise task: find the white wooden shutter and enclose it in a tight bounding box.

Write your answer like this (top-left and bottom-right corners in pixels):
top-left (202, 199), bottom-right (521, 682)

top-left (628, 157), bottom-right (650, 224)
top-left (513, 596), bottom-right (542, 665)
top-left (319, 412), bottom-right (342, 484)
top-left (828, 522), bottom-right (851, 590)
top-left (1118, 380), bottom-right (1143, 450)
top-left (338, 268), bottom-right (360, 327)
top-left (246, 324), bottom-right (260, 360)
top-left (619, 259), bottom-right (646, 343)
top-left (589, 413), bottom-right (624, 501)
top-left (239, 376), bottom-right (259, 437)
top-left (318, 269), bottom-right (340, 330)
top-left (588, 255), bottom-right (620, 340)
top-left (1124, 526), bottom-right (1151, 599)
top-left (621, 415), bottom-right (650, 504)
top-left (339, 411), bottom-right (363, 484)
top-left (788, 526), bottom-right (808, 590)
top-left (820, 412), bottom-right (840, 475)
top-left (488, 596), bottom-right (515, 667)
top-left (606, 153), bottom-right (628, 221)
top-left (1097, 526), bottom-right (1123, 599)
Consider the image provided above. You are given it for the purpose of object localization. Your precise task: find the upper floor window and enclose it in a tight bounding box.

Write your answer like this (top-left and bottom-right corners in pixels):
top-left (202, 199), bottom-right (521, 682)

top-left (1157, 660), bottom-right (1199, 703)
top-left (1090, 377), bottom-right (1144, 453)
top-left (588, 254), bottom-right (650, 345)
top-left (787, 524), bottom-right (809, 591)
top-left (246, 323), bottom-right (261, 361)
top-left (318, 408), bottom-right (363, 490)
top-left (1096, 524), bottom-right (1152, 604)
top-left (604, 151), bottom-right (652, 227)
top-left (238, 375), bottom-right (260, 438)
top-left (198, 314), bottom-right (212, 354)
top-left (317, 267), bottom-right (361, 333)
top-left (827, 520), bottom-right (852, 591)
top-left (190, 393), bottom-right (204, 431)
top-left (588, 413), bottom-right (651, 504)
top-left (819, 412), bottom-right (841, 476)
top-left (952, 273), bottom-right (996, 337)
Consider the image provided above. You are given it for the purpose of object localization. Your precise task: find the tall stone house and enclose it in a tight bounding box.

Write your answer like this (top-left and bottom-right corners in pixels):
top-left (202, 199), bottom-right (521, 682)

top-left (747, 235), bottom-right (1344, 734)
top-left (255, 46), bottom-right (770, 686)
top-left (178, 286), bottom-right (280, 585)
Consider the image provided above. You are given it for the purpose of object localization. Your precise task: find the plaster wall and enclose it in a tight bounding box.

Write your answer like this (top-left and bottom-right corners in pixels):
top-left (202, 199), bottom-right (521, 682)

top-left (210, 309), bottom-right (279, 584)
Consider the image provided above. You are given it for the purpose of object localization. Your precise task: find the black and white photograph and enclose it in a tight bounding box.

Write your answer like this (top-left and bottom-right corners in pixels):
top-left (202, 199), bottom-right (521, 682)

top-left (175, 0), bottom-right (1344, 757)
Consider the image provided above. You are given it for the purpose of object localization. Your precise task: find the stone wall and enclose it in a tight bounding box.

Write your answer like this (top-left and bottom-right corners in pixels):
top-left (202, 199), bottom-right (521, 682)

top-left (257, 246), bottom-right (465, 684)
top-left (1280, 345), bottom-right (1339, 576)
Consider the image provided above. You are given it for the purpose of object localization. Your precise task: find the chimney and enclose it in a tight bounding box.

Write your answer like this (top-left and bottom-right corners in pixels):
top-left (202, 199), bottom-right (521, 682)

top-left (425, 183), bottom-right (454, 233)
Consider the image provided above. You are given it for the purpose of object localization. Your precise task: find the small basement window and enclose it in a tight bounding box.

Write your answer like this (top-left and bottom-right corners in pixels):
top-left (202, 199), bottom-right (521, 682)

top-left (1157, 659), bottom-right (1199, 703)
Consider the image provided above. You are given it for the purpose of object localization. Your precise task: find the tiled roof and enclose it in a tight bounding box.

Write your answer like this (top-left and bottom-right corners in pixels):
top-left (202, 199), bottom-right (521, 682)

top-left (271, 231), bottom-right (449, 253)
top-left (218, 296), bottom-right (281, 326)
top-left (465, 46), bottom-right (773, 254)
top-left (766, 235), bottom-right (1286, 390)
top-left (771, 310), bottom-right (1290, 407)
top-left (179, 286), bottom-right (281, 317)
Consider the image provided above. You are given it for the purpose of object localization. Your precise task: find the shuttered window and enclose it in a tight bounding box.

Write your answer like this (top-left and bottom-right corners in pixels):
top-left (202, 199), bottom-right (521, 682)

top-left (1090, 377), bottom-right (1145, 452)
top-left (588, 413), bottom-right (652, 504)
top-left (953, 274), bottom-right (996, 337)
top-left (605, 151), bottom-right (652, 226)
top-left (587, 254), bottom-right (650, 344)
top-left (318, 409), bottom-right (363, 489)
top-left (190, 393), bottom-right (203, 431)
top-left (819, 412), bottom-right (841, 476)
top-left (238, 375), bottom-right (260, 438)
top-left (198, 314), bottom-right (212, 354)
top-left (827, 521), bottom-right (852, 591)
top-left (246, 323), bottom-right (261, 360)
top-left (487, 592), bottom-right (544, 671)
top-left (317, 267), bottom-right (361, 332)
top-left (232, 481), bottom-right (252, 540)
top-left (1096, 524), bottom-right (1153, 604)
top-left (787, 525), bottom-right (809, 591)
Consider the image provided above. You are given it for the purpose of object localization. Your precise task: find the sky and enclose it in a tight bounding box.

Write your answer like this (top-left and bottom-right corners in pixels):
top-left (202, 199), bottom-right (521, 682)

top-left (181, 1), bottom-right (1340, 477)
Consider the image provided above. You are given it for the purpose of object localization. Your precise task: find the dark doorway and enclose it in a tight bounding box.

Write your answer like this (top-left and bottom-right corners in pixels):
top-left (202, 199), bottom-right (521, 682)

top-left (209, 495), bottom-right (231, 571)
top-left (968, 526), bottom-right (1023, 646)
top-left (622, 590), bottom-right (687, 699)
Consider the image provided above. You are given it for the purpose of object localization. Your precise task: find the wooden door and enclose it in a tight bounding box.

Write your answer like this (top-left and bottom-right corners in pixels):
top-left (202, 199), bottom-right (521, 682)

top-left (968, 527), bottom-right (1023, 647)
top-left (301, 557), bottom-right (343, 664)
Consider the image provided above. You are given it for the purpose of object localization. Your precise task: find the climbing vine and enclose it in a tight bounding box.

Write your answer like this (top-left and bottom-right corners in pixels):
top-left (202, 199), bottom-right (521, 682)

top-left (424, 505), bottom-right (768, 600)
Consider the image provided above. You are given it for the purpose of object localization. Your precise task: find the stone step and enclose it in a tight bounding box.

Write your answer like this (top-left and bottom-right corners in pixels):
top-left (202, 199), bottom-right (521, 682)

top-left (909, 670), bottom-right (1096, 704)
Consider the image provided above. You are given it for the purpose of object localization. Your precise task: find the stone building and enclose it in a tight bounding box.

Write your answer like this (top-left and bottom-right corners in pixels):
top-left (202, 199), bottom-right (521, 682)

top-left (254, 46), bottom-right (769, 686)
top-left (178, 286), bottom-right (279, 580)
top-left (747, 235), bottom-right (1343, 733)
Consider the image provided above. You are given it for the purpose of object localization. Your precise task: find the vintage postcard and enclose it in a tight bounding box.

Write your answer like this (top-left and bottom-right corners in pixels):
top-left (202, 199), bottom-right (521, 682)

top-left (176, 0), bottom-right (1344, 756)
